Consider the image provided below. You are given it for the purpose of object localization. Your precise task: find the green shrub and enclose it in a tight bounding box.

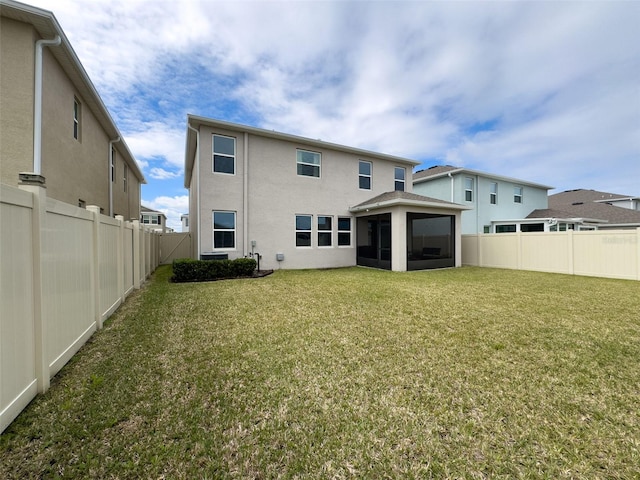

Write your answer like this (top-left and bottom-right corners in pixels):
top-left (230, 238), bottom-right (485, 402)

top-left (171, 257), bottom-right (257, 283)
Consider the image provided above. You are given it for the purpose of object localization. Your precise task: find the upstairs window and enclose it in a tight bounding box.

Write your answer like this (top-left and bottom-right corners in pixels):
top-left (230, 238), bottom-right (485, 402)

top-left (338, 217), bottom-right (352, 246)
top-left (464, 177), bottom-right (474, 202)
top-left (490, 182), bottom-right (497, 204)
top-left (297, 149), bottom-right (321, 177)
top-left (73, 98), bottom-right (81, 140)
top-left (318, 216), bottom-right (332, 247)
top-left (514, 186), bottom-right (523, 204)
top-left (142, 214), bottom-right (161, 225)
top-left (394, 167), bottom-right (405, 191)
top-left (296, 215), bottom-right (312, 247)
top-left (213, 135), bottom-right (236, 174)
top-left (213, 211), bottom-right (236, 249)
top-left (359, 161), bottom-right (372, 190)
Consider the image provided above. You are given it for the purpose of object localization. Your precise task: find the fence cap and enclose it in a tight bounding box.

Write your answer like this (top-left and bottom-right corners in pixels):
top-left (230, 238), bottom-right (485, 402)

top-left (18, 173), bottom-right (46, 187)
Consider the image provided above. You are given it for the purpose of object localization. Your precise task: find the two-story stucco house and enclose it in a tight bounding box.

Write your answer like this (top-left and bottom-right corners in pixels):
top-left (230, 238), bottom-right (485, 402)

top-left (184, 116), bottom-right (469, 272)
top-left (0, 0), bottom-right (144, 219)
top-left (141, 205), bottom-right (171, 233)
top-left (412, 166), bottom-right (553, 234)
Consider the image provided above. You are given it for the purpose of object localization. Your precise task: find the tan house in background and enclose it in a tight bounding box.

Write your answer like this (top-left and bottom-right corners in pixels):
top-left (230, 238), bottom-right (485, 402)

top-left (0, 0), bottom-right (144, 219)
top-left (141, 205), bottom-right (171, 233)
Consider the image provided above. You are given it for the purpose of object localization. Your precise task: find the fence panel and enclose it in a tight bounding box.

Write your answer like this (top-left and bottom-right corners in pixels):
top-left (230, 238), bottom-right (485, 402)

top-left (479, 233), bottom-right (519, 269)
top-left (160, 232), bottom-right (192, 264)
top-left (43, 199), bottom-right (96, 378)
top-left (0, 187), bottom-right (37, 433)
top-left (573, 230), bottom-right (638, 280)
top-left (100, 216), bottom-right (122, 319)
top-left (520, 232), bottom-right (572, 275)
top-left (123, 223), bottom-right (134, 295)
top-left (463, 229), bottom-right (639, 281)
top-left (1, 182), bottom-right (160, 433)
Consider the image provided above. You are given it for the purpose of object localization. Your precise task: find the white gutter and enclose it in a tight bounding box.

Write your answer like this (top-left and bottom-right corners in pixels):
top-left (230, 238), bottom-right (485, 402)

top-left (33, 35), bottom-right (61, 174)
top-left (243, 132), bottom-right (249, 256)
top-left (447, 172), bottom-right (454, 202)
top-left (187, 123), bottom-right (200, 258)
top-left (108, 137), bottom-right (120, 216)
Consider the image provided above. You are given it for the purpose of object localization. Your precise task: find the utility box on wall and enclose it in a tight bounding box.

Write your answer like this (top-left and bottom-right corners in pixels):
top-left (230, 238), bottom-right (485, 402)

top-left (276, 252), bottom-right (284, 262)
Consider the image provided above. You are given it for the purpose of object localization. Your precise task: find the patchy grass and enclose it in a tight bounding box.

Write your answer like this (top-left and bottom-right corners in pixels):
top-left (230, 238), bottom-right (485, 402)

top-left (1, 266), bottom-right (639, 479)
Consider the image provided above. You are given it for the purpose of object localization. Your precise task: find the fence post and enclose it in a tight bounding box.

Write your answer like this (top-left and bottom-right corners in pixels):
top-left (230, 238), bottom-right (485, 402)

top-left (116, 215), bottom-right (125, 301)
top-left (17, 174), bottom-right (49, 393)
top-left (87, 206), bottom-right (102, 329)
top-left (132, 220), bottom-right (141, 289)
top-left (567, 229), bottom-right (574, 275)
top-left (516, 231), bottom-right (522, 270)
top-left (636, 227), bottom-right (640, 281)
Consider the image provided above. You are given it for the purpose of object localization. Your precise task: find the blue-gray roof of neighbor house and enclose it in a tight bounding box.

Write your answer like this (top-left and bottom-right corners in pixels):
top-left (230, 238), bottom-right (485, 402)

top-left (413, 165), bottom-right (554, 190)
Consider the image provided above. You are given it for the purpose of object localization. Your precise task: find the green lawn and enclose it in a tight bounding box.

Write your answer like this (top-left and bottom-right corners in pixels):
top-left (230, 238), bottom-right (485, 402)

top-left (1, 266), bottom-right (639, 479)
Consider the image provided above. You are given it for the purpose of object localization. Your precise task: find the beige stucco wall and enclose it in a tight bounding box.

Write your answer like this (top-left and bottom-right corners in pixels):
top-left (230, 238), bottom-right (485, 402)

top-left (195, 124), bottom-right (419, 270)
top-left (111, 146), bottom-right (141, 221)
top-left (40, 48), bottom-right (110, 211)
top-left (0, 17), bottom-right (36, 184)
top-left (1, 16), bottom-right (141, 217)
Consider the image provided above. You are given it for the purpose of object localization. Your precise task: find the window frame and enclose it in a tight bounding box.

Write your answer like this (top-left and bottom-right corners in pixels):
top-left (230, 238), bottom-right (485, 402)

top-left (295, 214), bottom-right (313, 247)
top-left (514, 186), bottom-right (523, 204)
top-left (212, 134), bottom-right (236, 175)
top-left (359, 160), bottom-right (372, 190)
top-left (317, 215), bottom-right (333, 248)
top-left (212, 210), bottom-right (236, 250)
top-left (296, 149), bottom-right (321, 178)
top-left (489, 182), bottom-right (497, 205)
top-left (338, 217), bottom-right (352, 247)
top-left (394, 167), bottom-right (406, 192)
top-left (464, 177), bottom-right (474, 202)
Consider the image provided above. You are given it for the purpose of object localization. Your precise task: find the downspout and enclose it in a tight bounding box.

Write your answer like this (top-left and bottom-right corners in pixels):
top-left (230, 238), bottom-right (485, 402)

top-left (476, 174), bottom-right (480, 233)
top-left (243, 132), bottom-right (249, 256)
top-left (447, 172), bottom-right (454, 202)
top-left (33, 35), bottom-right (61, 174)
top-left (109, 137), bottom-right (120, 216)
top-left (187, 124), bottom-right (200, 258)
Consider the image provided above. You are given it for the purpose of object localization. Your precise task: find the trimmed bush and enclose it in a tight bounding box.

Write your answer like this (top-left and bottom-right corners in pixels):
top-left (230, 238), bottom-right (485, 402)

top-left (171, 257), bottom-right (257, 283)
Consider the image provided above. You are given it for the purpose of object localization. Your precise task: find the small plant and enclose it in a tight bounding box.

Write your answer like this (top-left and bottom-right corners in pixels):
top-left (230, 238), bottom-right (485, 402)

top-left (171, 257), bottom-right (257, 283)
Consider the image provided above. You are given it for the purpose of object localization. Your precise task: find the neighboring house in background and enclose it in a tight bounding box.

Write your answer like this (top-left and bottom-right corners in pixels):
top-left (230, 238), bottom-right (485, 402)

top-left (525, 189), bottom-right (640, 231)
top-left (0, 0), bottom-right (144, 219)
top-left (412, 165), bottom-right (553, 234)
top-left (141, 205), bottom-right (170, 233)
top-left (184, 116), bottom-right (469, 272)
top-left (180, 213), bottom-right (189, 232)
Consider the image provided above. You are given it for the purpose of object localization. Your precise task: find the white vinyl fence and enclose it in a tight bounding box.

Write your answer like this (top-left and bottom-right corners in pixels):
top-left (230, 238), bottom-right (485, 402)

top-left (462, 229), bottom-right (640, 281)
top-left (1, 182), bottom-right (159, 433)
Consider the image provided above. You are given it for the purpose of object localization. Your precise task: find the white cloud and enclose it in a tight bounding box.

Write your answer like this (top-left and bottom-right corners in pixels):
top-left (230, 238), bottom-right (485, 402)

top-left (124, 122), bottom-right (185, 170)
top-left (31, 0), bottom-right (640, 207)
top-left (142, 195), bottom-right (189, 232)
top-left (149, 167), bottom-right (180, 180)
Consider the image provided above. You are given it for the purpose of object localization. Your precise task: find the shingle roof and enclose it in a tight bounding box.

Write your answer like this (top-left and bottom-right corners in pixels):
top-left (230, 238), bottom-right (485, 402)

top-left (350, 190), bottom-right (469, 212)
top-left (549, 189), bottom-right (629, 206)
top-left (413, 165), bottom-right (460, 181)
top-left (532, 189), bottom-right (640, 225)
top-left (412, 165), bottom-right (553, 190)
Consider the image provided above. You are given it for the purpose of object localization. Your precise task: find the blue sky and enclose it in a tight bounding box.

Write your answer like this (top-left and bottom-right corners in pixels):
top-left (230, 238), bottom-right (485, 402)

top-left (31, 0), bottom-right (640, 231)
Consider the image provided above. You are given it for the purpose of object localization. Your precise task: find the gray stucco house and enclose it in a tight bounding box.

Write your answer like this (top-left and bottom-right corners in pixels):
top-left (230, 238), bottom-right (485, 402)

top-left (184, 116), bottom-right (469, 272)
